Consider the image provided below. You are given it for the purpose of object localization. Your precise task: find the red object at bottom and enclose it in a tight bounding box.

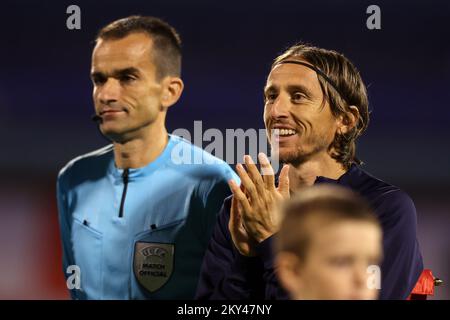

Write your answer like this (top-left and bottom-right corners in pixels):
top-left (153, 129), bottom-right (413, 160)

top-left (407, 269), bottom-right (436, 300)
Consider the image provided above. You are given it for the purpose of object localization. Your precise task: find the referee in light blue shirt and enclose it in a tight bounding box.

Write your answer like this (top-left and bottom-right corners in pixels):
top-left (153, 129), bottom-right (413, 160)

top-left (56, 15), bottom-right (238, 300)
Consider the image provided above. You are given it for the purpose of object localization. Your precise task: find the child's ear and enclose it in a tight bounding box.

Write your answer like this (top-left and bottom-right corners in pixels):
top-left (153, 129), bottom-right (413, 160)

top-left (160, 76), bottom-right (184, 109)
top-left (337, 105), bottom-right (359, 135)
top-left (275, 252), bottom-right (304, 299)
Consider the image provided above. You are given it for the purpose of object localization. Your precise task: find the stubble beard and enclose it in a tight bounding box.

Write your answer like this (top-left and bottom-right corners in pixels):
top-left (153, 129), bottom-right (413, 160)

top-left (273, 132), bottom-right (332, 167)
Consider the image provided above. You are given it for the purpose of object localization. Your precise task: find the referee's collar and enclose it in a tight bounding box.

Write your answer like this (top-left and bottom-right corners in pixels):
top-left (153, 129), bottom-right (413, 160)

top-left (108, 134), bottom-right (176, 180)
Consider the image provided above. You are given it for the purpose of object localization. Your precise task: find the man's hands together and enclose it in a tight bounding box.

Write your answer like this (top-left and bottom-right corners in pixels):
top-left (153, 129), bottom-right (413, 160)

top-left (228, 153), bottom-right (290, 256)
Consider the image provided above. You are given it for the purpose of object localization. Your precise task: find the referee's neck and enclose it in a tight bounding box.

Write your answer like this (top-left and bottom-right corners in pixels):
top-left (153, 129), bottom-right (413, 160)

top-left (113, 126), bottom-right (169, 169)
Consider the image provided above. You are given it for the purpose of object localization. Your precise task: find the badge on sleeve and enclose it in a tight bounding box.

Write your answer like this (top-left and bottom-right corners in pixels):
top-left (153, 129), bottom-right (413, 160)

top-left (133, 242), bottom-right (174, 292)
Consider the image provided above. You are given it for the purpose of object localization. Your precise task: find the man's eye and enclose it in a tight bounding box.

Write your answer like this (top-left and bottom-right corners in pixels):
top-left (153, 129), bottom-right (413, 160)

top-left (92, 77), bottom-right (106, 85)
top-left (265, 94), bottom-right (277, 103)
top-left (120, 75), bottom-right (136, 83)
top-left (291, 92), bottom-right (305, 102)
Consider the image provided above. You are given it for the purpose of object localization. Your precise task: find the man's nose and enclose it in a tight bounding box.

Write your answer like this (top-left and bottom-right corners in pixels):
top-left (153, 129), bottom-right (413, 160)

top-left (97, 78), bottom-right (120, 105)
top-left (269, 94), bottom-right (290, 120)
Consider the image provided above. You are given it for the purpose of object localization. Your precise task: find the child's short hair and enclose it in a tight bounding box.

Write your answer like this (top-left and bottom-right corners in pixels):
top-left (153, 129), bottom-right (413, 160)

top-left (275, 185), bottom-right (380, 260)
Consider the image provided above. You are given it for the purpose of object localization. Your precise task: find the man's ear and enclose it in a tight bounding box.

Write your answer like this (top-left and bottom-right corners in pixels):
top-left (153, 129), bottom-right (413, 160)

top-left (275, 252), bottom-right (304, 300)
top-left (337, 105), bottom-right (359, 135)
top-left (160, 76), bottom-right (184, 109)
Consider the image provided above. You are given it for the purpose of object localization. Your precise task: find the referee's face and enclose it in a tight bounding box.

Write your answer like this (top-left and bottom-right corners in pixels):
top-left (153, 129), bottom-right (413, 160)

top-left (263, 62), bottom-right (344, 165)
top-left (91, 33), bottom-right (166, 142)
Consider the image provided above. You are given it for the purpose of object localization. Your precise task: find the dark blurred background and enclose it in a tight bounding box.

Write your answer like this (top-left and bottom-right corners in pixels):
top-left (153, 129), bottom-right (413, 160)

top-left (0, 0), bottom-right (449, 299)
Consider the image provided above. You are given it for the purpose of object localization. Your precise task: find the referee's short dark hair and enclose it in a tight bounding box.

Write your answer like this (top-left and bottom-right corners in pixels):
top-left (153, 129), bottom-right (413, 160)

top-left (96, 15), bottom-right (182, 81)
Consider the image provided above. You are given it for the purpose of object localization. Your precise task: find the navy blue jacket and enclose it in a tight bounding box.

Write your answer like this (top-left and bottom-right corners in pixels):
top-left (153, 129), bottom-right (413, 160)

top-left (196, 164), bottom-right (423, 300)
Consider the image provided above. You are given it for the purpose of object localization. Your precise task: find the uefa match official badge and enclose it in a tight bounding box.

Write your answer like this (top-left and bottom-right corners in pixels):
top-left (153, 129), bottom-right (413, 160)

top-left (134, 242), bottom-right (174, 292)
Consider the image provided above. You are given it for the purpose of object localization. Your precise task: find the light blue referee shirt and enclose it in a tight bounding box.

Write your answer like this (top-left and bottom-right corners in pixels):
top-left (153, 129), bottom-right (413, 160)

top-left (56, 134), bottom-right (239, 299)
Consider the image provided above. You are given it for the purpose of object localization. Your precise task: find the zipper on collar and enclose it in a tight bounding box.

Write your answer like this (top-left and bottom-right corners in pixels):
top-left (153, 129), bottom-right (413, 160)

top-left (118, 168), bottom-right (129, 218)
